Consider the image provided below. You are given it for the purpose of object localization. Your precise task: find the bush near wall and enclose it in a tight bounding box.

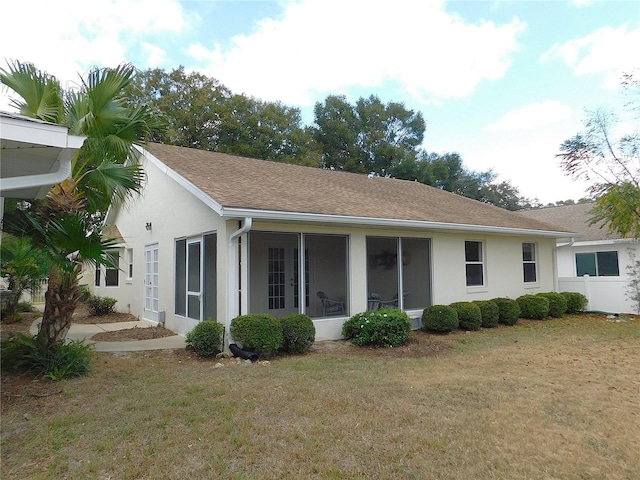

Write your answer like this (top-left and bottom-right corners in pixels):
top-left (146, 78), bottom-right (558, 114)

top-left (185, 320), bottom-right (224, 357)
top-left (422, 305), bottom-right (459, 333)
top-left (450, 302), bottom-right (482, 331)
top-left (491, 298), bottom-right (520, 325)
top-left (562, 292), bottom-right (588, 314)
top-left (536, 292), bottom-right (568, 318)
top-left (87, 295), bottom-right (117, 316)
top-left (473, 300), bottom-right (500, 328)
top-left (517, 294), bottom-right (550, 320)
top-left (280, 314), bottom-right (316, 354)
top-left (342, 309), bottom-right (411, 347)
top-left (230, 314), bottom-right (284, 355)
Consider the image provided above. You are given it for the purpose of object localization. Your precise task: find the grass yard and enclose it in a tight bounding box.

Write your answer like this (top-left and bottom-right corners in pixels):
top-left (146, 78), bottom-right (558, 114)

top-left (1, 314), bottom-right (639, 479)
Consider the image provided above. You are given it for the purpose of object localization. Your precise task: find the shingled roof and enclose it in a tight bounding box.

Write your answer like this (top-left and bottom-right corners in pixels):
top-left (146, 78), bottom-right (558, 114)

top-left (520, 203), bottom-right (625, 242)
top-left (144, 143), bottom-right (572, 236)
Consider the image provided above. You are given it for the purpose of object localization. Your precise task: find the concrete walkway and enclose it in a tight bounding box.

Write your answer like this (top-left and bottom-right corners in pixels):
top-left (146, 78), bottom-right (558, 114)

top-left (30, 319), bottom-right (185, 352)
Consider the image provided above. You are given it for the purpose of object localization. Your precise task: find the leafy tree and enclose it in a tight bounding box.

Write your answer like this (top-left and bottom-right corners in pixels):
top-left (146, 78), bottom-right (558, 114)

top-left (0, 234), bottom-right (49, 317)
top-left (558, 72), bottom-right (640, 238)
top-left (312, 94), bottom-right (425, 174)
top-left (216, 94), bottom-right (320, 165)
top-left (127, 66), bottom-right (231, 148)
top-left (128, 67), bottom-right (320, 164)
top-left (390, 152), bottom-right (534, 210)
top-left (1, 60), bottom-right (158, 348)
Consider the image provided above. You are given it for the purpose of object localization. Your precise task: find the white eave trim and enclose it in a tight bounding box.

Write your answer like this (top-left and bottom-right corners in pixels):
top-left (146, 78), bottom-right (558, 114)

top-left (219, 207), bottom-right (575, 238)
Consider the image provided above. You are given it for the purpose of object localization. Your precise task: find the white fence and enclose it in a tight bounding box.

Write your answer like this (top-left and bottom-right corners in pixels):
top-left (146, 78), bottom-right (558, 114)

top-left (558, 275), bottom-right (635, 314)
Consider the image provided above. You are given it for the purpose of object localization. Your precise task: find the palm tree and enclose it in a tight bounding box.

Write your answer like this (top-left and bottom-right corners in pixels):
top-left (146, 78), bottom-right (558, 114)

top-left (1, 60), bottom-right (159, 348)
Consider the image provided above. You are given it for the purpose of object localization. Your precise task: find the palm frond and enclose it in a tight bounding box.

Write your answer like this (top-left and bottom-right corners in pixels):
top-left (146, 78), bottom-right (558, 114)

top-left (0, 60), bottom-right (64, 122)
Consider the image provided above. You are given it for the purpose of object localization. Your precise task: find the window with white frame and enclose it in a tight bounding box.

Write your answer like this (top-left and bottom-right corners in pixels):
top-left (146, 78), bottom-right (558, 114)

top-left (575, 251), bottom-right (619, 276)
top-left (105, 251), bottom-right (120, 286)
top-left (522, 243), bottom-right (537, 283)
top-left (465, 241), bottom-right (484, 287)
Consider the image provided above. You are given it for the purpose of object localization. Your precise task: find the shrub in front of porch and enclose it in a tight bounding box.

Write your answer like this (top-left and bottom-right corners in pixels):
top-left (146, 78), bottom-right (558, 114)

top-left (450, 302), bottom-right (482, 331)
top-left (231, 314), bottom-right (284, 356)
top-left (342, 308), bottom-right (411, 347)
top-left (421, 305), bottom-right (459, 333)
top-left (280, 314), bottom-right (316, 354)
top-left (185, 320), bottom-right (224, 357)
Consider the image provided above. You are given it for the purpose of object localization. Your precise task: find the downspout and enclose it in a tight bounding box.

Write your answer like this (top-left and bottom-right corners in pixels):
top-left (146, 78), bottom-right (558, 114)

top-left (226, 217), bottom-right (252, 350)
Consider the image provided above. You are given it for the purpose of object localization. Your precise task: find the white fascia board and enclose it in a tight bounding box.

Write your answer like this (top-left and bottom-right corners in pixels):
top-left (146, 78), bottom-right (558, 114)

top-left (567, 238), bottom-right (637, 247)
top-left (139, 146), bottom-right (224, 216)
top-left (220, 207), bottom-right (575, 238)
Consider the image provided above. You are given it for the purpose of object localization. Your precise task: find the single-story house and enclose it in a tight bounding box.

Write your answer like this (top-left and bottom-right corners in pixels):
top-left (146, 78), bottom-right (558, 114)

top-left (521, 203), bottom-right (639, 314)
top-left (93, 143), bottom-right (574, 343)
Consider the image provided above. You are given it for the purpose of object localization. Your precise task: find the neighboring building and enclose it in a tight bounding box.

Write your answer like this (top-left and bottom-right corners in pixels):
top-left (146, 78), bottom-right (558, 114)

top-left (93, 143), bottom-right (573, 343)
top-left (521, 203), bottom-right (638, 314)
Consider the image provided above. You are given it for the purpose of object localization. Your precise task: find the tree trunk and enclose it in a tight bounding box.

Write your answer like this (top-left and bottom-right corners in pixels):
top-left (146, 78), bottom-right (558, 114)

top-left (36, 264), bottom-right (83, 348)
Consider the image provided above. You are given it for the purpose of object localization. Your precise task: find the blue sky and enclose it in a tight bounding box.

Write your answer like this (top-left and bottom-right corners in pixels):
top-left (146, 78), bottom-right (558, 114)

top-left (1, 0), bottom-right (638, 204)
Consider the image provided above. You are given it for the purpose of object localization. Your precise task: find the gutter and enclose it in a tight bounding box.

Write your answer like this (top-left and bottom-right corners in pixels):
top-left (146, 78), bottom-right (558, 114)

top-left (226, 217), bottom-right (253, 350)
top-left (0, 147), bottom-right (74, 195)
top-left (220, 207), bottom-right (574, 238)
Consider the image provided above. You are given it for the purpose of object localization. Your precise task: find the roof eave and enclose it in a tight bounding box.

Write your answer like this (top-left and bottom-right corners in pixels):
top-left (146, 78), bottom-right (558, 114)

top-left (220, 207), bottom-right (575, 238)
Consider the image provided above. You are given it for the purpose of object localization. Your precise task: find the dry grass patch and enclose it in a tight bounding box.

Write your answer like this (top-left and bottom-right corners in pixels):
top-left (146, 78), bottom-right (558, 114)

top-left (1, 314), bottom-right (639, 479)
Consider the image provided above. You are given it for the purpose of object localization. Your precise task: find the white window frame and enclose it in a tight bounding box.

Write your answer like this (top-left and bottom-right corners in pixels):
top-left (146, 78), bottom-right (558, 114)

top-left (464, 240), bottom-right (485, 287)
top-left (522, 242), bottom-right (538, 284)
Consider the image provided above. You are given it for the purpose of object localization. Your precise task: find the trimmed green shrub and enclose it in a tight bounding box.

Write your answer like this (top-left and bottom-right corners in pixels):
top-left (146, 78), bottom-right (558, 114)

top-left (341, 308), bottom-right (411, 347)
top-left (87, 295), bottom-right (117, 316)
top-left (280, 314), bottom-right (316, 353)
top-left (1, 333), bottom-right (93, 380)
top-left (491, 297), bottom-right (520, 325)
top-left (473, 300), bottom-right (500, 328)
top-left (450, 302), bottom-right (482, 331)
top-left (185, 320), bottom-right (224, 357)
top-left (562, 291), bottom-right (588, 314)
top-left (517, 294), bottom-right (549, 320)
top-left (230, 314), bottom-right (284, 355)
top-left (422, 305), bottom-right (459, 333)
top-left (536, 292), bottom-right (568, 318)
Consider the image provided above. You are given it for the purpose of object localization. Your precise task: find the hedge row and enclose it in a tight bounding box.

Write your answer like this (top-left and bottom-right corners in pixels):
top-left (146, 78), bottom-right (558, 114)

top-left (422, 291), bottom-right (587, 333)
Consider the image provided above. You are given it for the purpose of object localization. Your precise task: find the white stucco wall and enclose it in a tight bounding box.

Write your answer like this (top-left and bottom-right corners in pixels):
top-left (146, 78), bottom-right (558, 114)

top-left (93, 154), bottom-right (227, 336)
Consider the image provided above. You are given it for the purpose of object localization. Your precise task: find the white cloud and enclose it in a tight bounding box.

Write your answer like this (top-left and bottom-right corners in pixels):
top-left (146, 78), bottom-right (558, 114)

top-left (0, 0), bottom-right (191, 102)
top-left (485, 100), bottom-right (573, 132)
top-left (540, 24), bottom-right (640, 90)
top-left (190, 0), bottom-right (525, 105)
top-left (142, 43), bottom-right (167, 68)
